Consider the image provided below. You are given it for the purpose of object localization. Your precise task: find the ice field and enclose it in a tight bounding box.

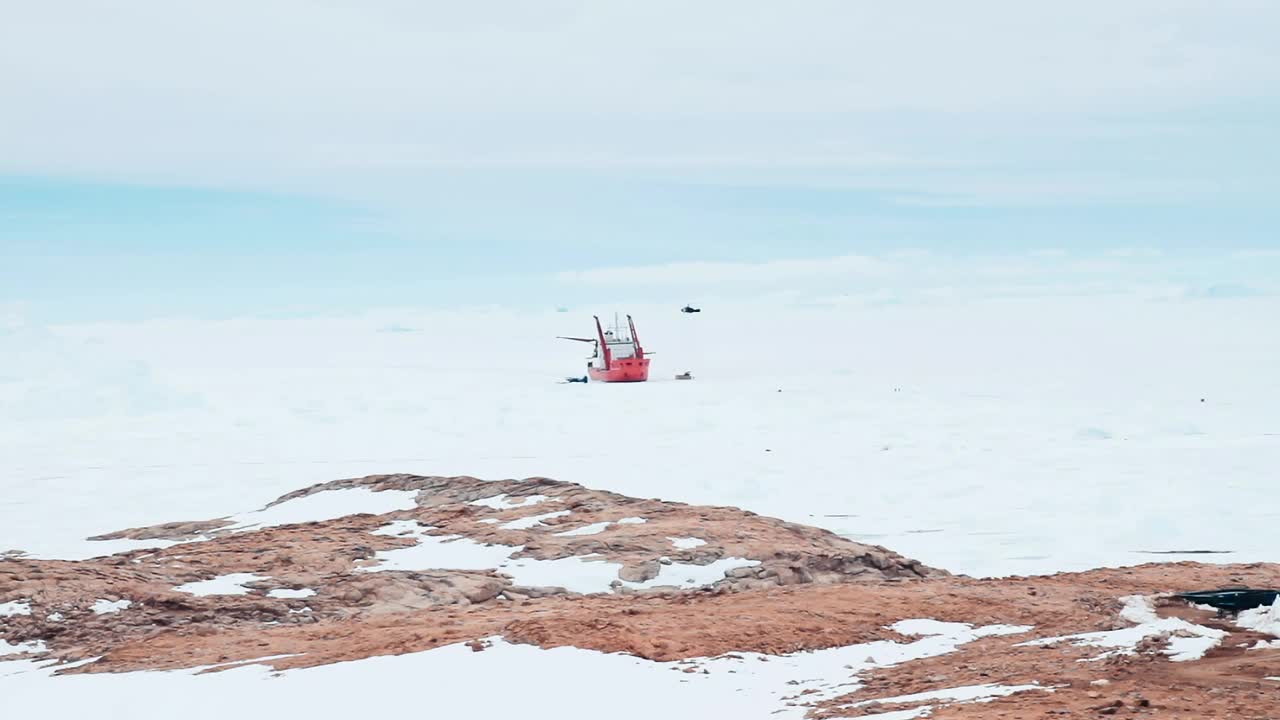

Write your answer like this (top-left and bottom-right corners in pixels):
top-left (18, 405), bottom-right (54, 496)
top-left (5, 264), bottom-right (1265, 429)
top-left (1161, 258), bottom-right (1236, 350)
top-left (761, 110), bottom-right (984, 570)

top-left (3, 294), bottom-right (1277, 577)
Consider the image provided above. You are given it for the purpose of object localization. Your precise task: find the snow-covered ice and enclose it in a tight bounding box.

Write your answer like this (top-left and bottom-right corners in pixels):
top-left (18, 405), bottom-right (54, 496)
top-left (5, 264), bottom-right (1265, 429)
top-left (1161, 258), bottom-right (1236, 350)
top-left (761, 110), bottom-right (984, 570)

top-left (6, 298), bottom-right (1277, 576)
top-left (173, 573), bottom-right (269, 597)
top-left (91, 599), bottom-right (131, 615)
top-left (668, 536), bottom-right (707, 549)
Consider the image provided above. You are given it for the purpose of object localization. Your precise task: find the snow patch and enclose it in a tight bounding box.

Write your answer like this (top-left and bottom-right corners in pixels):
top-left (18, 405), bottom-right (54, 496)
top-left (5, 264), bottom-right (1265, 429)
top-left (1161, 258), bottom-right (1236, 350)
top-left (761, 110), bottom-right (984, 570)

top-left (893, 620), bottom-right (1033, 640)
top-left (174, 573), bottom-right (269, 597)
top-left (0, 639), bottom-right (46, 657)
top-left (361, 523), bottom-right (516, 574)
top-left (268, 588), bottom-right (316, 599)
top-left (615, 517), bottom-right (646, 525)
top-left (1118, 595), bottom-right (1159, 624)
top-left (668, 537), bottom-right (707, 549)
top-left (1020, 595), bottom-right (1225, 662)
top-left (1236, 597), bottom-right (1280, 637)
top-left (363, 521), bottom-right (757, 593)
top-left (1166, 635), bottom-right (1223, 662)
top-left (500, 510), bottom-right (571, 530)
top-left (554, 521), bottom-right (612, 537)
top-left (370, 520), bottom-right (421, 537)
top-left (0, 623), bottom-right (1041, 719)
top-left (0, 601), bottom-right (32, 617)
top-left (91, 599), bottom-right (131, 615)
top-left (468, 494), bottom-right (550, 510)
top-left (226, 488), bottom-right (419, 533)
top-left (859, 709), bottom-right (932, 720)
top-left (849, 682), bottom-right (1047, 709)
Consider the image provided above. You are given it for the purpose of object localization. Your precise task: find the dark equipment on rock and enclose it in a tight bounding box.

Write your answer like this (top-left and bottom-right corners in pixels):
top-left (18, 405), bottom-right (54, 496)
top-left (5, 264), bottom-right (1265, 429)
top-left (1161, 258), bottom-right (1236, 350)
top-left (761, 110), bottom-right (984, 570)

top-left (1176, 588), bottom-right (1279, 617)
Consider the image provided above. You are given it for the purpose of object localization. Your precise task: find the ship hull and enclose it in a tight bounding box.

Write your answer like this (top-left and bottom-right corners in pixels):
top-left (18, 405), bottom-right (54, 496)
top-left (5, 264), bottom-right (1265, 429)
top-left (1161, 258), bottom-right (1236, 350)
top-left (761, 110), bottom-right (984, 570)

top-left (588, 357), bottom-right (650, 382)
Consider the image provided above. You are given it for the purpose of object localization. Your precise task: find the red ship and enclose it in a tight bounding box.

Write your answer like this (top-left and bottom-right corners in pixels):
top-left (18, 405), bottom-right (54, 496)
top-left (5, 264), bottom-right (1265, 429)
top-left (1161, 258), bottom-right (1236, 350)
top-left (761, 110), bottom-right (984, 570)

top-left (559, 314), bottom-right (651, 383)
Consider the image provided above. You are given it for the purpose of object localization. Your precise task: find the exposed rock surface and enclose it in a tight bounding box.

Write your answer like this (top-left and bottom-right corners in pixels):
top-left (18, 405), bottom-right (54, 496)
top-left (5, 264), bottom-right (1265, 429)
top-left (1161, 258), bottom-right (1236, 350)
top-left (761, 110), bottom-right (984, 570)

top-left (3, 474), bottom-right (1279, 718)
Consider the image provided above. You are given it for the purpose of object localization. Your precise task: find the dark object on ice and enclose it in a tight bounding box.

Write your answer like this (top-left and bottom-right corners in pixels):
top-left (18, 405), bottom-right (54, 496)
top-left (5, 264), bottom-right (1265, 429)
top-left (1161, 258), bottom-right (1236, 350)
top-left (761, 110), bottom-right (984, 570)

top-left (681, 305), bottom-right (701, 313)
top-left (1176, 588), bottom-right (1279, 617)
top-left (675, 371), bottom-right (693, 380)
top-left (565, 376), bottom-right (589, 383)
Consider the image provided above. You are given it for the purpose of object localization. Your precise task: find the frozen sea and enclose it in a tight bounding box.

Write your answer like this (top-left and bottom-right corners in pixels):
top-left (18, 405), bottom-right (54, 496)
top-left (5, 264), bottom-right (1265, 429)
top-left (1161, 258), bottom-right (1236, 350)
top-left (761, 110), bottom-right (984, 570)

top-left (4, 294), bottom-right (1276, 577)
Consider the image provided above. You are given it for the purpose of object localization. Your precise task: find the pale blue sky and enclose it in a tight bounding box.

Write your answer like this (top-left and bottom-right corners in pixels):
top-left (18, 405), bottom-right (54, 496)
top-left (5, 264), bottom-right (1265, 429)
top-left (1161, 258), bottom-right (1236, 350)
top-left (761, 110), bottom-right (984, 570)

top-left (2, 2), bottom-right (1278, 321)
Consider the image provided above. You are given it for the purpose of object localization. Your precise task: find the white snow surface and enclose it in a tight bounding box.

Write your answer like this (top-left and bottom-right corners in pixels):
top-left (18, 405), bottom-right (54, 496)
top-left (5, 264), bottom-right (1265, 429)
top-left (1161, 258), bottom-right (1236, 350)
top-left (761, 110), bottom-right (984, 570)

top-left (468, 494), bottom-right (550, 510)
top-left (500, 510), bottom-right (571, 530)
top-left (0, 640), bottom-right (46, 657)
top-left (225, 488), bottom-right (419, 533)
top-left (267, 588), bottom-right (316, 599)
top-left (0, 601), bottom-right (31, 617)
top-left (859, 710), bottom-right (931, 720)
top-left (849, 682), bottom-right (1047, 708)
top-left (553, 521), bottom-right (612, 536)
top-left (3, 298), bottom-right (1279, 715)
top-left (552, 517), bottom-right (645, 536)
top-left (1235, 597), bottom-right (1280, 637)
top-left (91, 599), bottom-right (131, 615)
top-left (173, 573), bottom-right (269, 597)
top-left (0, 621), bottom-right (1027, 719)
top-left (668, 536), bottom-right (707, 549)
top-left (369, 519), bottom-right (421, 537)
top-left (3, 299), bottom-right (1278, 575)
top-left (1021, 595), bottom-right (1226, 662)
top-left (362, 521), bottom-right (756, 592)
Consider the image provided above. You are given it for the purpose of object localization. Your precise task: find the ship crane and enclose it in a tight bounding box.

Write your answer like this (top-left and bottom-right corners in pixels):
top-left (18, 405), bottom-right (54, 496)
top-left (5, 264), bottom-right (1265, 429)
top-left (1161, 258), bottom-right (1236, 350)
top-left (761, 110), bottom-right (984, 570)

top-left (557, 314), bottom-right (651, 382)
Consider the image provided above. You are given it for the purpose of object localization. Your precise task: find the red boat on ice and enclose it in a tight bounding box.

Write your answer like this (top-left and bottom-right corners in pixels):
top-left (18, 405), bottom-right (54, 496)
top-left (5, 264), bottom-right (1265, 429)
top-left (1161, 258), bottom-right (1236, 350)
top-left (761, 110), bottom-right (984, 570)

top-left (559, 315), bottom-right (651, 383)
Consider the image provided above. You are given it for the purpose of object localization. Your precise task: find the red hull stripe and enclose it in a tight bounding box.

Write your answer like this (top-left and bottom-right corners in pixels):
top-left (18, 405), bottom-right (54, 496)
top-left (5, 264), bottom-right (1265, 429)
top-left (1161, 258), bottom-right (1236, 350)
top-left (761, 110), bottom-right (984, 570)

top-left (588, 358), bottom-right (650, 383)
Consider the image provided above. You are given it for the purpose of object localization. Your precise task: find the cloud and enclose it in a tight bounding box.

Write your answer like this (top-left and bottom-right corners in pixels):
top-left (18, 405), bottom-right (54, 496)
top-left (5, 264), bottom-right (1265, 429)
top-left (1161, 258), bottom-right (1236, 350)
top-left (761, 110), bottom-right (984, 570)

top-left (1, 1), bottom-right (1277, 197)
top-left (554, 249), bottom-right (1280, 304)
top-left (555, 255), bottom-right (889, 286)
